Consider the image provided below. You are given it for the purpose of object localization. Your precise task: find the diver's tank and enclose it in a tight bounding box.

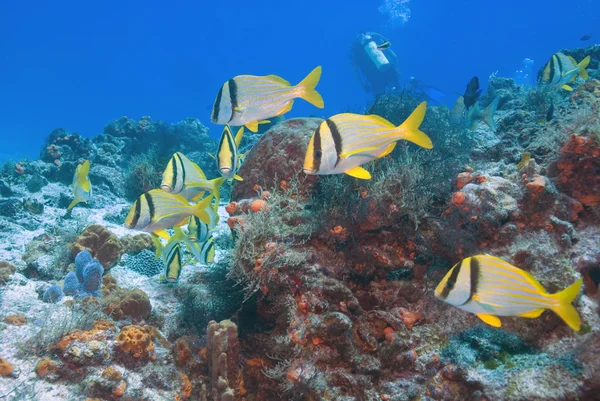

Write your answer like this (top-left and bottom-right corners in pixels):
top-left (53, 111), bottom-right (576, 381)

top-left (362, 34), bottom-right (390, 72)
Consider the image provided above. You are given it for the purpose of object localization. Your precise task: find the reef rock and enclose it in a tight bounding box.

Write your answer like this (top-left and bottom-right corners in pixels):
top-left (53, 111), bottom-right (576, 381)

top-left (71, 224), bottom-right (124, 270)
top-left (231, 118), bottom-right (321, 201)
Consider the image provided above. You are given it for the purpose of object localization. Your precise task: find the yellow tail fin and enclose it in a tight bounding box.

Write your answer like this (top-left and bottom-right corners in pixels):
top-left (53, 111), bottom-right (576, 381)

top-left (210, 177), bottom-right (226, 211)
top-left (549, 278), bottom-right (583, 332)
top-left (192, 195), bottom-right (214, 224)
top-left (297, 66), bottom-right (324, 108)
top-left (578, 56), bottom-right (590, 80)
top-left (396, 102), bottom-right (433, 149)
top-left (67, 199), bottom-right (80, 211)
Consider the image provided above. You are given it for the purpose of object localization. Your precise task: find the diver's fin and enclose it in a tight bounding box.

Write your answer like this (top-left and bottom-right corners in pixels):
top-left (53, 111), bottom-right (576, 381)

top-left (481, 97), bottom-right (499, 132)
top-left (517, 309), bottom-right (545, 318)
top-left (234, 174), bottom-right (243, 181)
top-left (578, 56), bottom-right (590, 80)
top-left (67, 199), bottom-right (80, 211)
top-left (396, 102), bottom-right (433, 149)
top-left (377, 142), bottom-right (397, 159)
top-left (548, 278), bottom-right (582, 332)
top-left (476, 313), bottom-right (502, 327)
top-left (561, 84), bottom-right (573, 91)
top-left (344, 166), bottom-right (371, 180)
top-left (245, 121), bottom-right (259, 132)
top-left (297, 66), bottom-right (324, 108)
top-left (153, 229), bottom-right (170, 240)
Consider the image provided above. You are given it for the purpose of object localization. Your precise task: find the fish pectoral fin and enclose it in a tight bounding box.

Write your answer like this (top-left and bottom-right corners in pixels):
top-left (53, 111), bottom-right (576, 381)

top-left (344, 166), bottom-right (372, 180)
top-left (208, 153), bottom-right (216, 160)
top-left (377, 142), bottom-right (397, 158)
top-left (153, 229), bottom-right (171, 240)
top-left (561, 84), bottom-right (573, 91)
top-left (517, 309), bottom-right (545, 318)
top-left (245, 121), bottom-right (259, 132)
top-left (234, 174), bottom-right (243, 181)
top-left (339, 146), bottom-right (379, 159)
top-left (67, 199), bottom-right (80, 211)
top-left (476, 313), bottom-right (502, 327)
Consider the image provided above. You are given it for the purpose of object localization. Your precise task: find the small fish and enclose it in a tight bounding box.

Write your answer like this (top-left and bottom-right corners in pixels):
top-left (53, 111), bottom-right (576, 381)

top-left (187, 215), bottom-right (211, 242)
top-left (517, 152), bottom-right (531, 171)
top-left (450, 96), bottom-right (466, 124)
top-left (463, 76), bottom-right (481, 109)
top-left (211, 66), bottom-right (324, 132)
top-left (466, 98), bottom-right (499, 132)
top-left (546, 100), bottom-right (554, 122)
top-left (161, 152), bottom-right (225, 206)
top-left (163, 242), bottom-right (183, 283)
top-left (124, 190), bottom-right (216, 239)
top-left (215, 125), bottom-right (244, 181)
top-left (434, 254), bottom-right (583, 331)
top-left (188, 236), bottom-right (215, 265)
top-left (303, 102), bottom-right (432, 180)
top-left (539, 52), bottom-right (590, 91)
top-left (580, 34), bottom-right (592, 41)
top-left (68, 160), bottom-right (92, 210)
top-left (377, 40), bottom-right (391, 50)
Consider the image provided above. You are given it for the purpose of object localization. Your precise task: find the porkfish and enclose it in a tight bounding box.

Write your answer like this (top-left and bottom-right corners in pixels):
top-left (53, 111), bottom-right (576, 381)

top-left (124, 190), bottom-right (216, 240)
top-left (539, 53), bottom-right (590, 91)
top-left (303, 102), bottom-right (432, 179)
top-left (161, 152), bottom-right (225, 207)
top-left (211, 66), bottom-right (324, 132)
top-left (215, 125), bottom-right (244, 181)
top-left (68, 160), bottom-right (92, 210)
top-left (435, 254), bottom-right (583, 331)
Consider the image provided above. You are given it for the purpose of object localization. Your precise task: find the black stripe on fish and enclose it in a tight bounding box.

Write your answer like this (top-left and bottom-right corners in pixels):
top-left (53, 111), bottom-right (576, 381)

top-left (439, 260), bottom-right (463, 299)
top-left (211, 85), bottom-right (223, 123)
top-left (466, 256), bottom-right (480, 304)
top-left (144, 192), bottom-right (155, 222)
top-left (313, 125), bottom-right (323, 172)
top-left (228, 79), bottom-right (238, 123)
top-left (175, 153), bottom-right (186, 189)
top-left (548, 56), bottom-right (556, 83)
top-left (130, 199), bottom-right (141, 228)
top-left (326, 119), bottom-right (343, 167)
top-left (203, 241), bottom-right (214, 263)
top-left (170, 157), bottom-right (178, 191)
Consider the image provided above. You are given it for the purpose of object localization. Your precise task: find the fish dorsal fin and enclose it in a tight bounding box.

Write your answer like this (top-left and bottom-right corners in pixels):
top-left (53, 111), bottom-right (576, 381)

top-left (366, 114), bottom-right (395, 128)
top-left (266, 74), bottom-right (291, 86)
top-left (80, 177), bottom-right (91, 192)
top-left (517, 309), bottom-right (545, 318)
top-left (246, 121), bottom-right (259, 132)
top-left (476, 313), bottom-right (501, 327)
top-left (80, 160), bottom-right (91, 176)
top-left (344, 166), bottom-right (372, 179)
top-left (234, 126), bottom-right (244, 147)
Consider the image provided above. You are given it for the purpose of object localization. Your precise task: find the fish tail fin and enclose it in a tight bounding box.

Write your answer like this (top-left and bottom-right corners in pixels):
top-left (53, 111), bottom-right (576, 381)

top-left (395, 101), bottom-right (433, 149)
top-left (549, 278), bottom-right (583, 332)
top-left (296, 66), bottom-right (324, 108)
top-left (210, 177), bottom-right (226, 210)
top-left (192, 195), bottom-right (213, 225)
top-left (578, 56), bottom-right (590, 80)
top-left (481, 97), bottom-right (499, 132)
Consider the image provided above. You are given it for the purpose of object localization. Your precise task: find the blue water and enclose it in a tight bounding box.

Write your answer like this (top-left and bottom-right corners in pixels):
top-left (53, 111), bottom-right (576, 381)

top-left (0, 0), bottom-right (598, 162)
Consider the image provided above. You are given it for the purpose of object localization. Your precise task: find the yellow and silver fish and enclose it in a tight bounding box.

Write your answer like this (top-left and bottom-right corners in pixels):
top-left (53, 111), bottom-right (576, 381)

top-left (434, 254), bottom-right (583, 331)
top-left (539, 53), bottom-right (590, 91)
top-left (68, 160), bottom-right (92, 210)
top-left (211, 66), bottom-right (324, 132)
top-left (161, 152), bottom-right (225, 206)
top-left (163, 242), bottom-right (183, 283)
top-left (466, 98), bottom-right (499, 132)
top-left (188, 235), bottom-right (215, 265)
top-left (215, 125), bottom-right (244, 181)
top-left (187, 215), bottom-right (211, 242)
top-left (124, 190), bottom-right (216, 239)
top-left (303, 102), bottom-right (432, 180)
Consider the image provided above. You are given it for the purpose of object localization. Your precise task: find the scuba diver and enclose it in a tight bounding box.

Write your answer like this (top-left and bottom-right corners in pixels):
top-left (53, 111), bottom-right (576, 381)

top-left (351, 32), bottom-right (400, 97)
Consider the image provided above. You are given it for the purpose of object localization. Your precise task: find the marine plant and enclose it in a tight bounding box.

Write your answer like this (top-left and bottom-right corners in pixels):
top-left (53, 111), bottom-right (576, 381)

top-left (123, 147), bottom-right (166, 201)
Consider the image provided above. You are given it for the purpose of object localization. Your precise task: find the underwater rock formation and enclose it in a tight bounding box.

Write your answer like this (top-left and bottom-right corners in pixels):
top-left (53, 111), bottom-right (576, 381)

top-left (205, 320), bottom-right (241, 401)
top-left (71, 224), bottom-right (124, 270)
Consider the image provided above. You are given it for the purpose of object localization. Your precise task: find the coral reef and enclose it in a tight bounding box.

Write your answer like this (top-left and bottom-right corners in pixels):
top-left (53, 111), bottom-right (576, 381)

top-left (0, 260), bottom-right (15, 284)
top-left (125, 249), bottom-right (163, 277)
top-left (71, 224), bottom-right (125, 270)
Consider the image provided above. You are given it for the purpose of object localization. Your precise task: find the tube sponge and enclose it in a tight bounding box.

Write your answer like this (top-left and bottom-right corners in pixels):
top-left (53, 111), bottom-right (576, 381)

top-left (63, 272), bottom-right (80, 296)
top-left (63, 249), bottom-right (104, 299)
top-left (43, 285), bottom-right (64, 303)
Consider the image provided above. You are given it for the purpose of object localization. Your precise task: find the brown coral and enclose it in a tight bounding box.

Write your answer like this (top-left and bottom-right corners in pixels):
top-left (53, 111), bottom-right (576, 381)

top-left (120, 233), bottom-right (154, 255)
top-left (3, 314), bottom-right (25, 326)
top-left (104, 288), bottom-right (152, 320)
top-left (71, 225), bottom-right (125, 269)
top-left (0, 357), bottom-right (13, 376)
top-left (0, 261), bottom-right (16, 284)
top-left (35, 357), bottom-right (59, 377)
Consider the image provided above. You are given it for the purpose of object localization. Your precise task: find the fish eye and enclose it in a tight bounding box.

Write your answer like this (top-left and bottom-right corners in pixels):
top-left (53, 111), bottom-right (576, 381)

top-left (315, 150), bottom-right (322, 159)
